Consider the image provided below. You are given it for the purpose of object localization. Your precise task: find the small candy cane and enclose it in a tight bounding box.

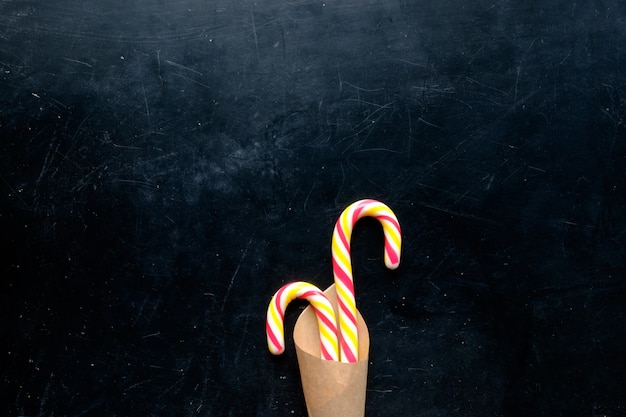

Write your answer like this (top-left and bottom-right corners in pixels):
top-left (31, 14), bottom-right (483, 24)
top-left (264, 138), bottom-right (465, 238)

top-left (332, 199), bottom-right (401, 362)
top-left (266, 281), bottom-right (340, 361)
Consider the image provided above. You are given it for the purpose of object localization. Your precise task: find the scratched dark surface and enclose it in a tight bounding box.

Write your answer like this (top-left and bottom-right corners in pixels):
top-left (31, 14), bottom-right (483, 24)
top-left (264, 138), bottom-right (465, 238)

top-left (1, 0), bottom-right (626, 416)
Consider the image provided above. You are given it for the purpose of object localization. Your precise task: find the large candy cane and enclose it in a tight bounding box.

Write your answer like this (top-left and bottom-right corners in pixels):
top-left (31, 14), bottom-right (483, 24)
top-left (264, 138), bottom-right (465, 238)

top-left (332, 199), bottom-right (402, 363)
top-left (266, 281), bottom-right (340, 361)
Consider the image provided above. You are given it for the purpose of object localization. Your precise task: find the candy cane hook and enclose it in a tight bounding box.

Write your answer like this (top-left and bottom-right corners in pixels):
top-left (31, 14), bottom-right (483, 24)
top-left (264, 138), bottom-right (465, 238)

top-left (266, 281), bottom-right (340, 361)
top-left (332, 199), bottom-right (402, 363)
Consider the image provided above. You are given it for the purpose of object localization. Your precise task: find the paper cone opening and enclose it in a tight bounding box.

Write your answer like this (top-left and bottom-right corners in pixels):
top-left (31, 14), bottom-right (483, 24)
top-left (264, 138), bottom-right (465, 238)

top-left (293, 284), bottom-right (369, 417)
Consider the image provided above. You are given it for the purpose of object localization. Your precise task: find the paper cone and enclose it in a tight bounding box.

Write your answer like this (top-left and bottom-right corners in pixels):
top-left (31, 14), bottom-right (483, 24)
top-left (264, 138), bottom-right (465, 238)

top-left (293, 284), bottom-right (369, 417)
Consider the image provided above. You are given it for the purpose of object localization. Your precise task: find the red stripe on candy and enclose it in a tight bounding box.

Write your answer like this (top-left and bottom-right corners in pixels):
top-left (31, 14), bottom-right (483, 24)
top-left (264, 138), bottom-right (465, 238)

top-left (315, 311), bottom-right (338, 333)
top-left (337, 300), bottom-right (357, 327)
top-left (266, 322), bottom-right (283, 352)
top-left (340, 338), bottom-right (357, 363)
top-left (385, 241), bottom-right (399, 264)
top-left (352, 205), bottom-right (365, 225)
top-left (332, 259), bottom-right (353, 288)
top-left (320, 345), bottom-right (333, 361)
top-left (336, 220), bottom-right (350, 250)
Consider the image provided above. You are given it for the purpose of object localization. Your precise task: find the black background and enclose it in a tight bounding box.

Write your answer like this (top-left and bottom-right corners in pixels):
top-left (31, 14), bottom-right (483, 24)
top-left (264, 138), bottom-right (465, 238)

top-left (2, 1), bottom-right (625, 416)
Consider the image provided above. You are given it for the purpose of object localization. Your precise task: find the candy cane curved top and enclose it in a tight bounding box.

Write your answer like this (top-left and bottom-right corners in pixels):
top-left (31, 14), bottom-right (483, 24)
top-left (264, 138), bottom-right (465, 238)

top-left (266, 281), bottom-right (340, 361)
top-left (332, 199), bottom-right (402, 362)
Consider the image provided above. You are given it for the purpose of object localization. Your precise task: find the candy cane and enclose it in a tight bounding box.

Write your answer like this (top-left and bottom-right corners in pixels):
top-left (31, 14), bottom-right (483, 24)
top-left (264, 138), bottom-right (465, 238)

top-left (332, 199), bottom-right (401, 362)
top-left (266, 281), bottom-right (340, 361)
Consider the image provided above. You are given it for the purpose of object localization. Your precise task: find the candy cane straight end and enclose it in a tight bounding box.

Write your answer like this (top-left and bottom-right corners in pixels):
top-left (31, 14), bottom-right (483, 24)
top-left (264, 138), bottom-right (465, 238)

top-left (266, 297), bottom-right (286, 356)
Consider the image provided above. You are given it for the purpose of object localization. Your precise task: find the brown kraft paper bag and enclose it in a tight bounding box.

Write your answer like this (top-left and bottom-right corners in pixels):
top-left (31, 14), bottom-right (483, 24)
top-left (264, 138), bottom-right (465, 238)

top-left (293, 284), bottom-right (369, 417)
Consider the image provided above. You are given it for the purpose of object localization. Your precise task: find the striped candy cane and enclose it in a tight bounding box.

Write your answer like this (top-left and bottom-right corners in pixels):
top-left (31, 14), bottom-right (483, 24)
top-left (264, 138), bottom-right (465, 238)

top-left (332, 199), bottom-right (402, 362)
top-left (266, 281), bottom-right (340, 361)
